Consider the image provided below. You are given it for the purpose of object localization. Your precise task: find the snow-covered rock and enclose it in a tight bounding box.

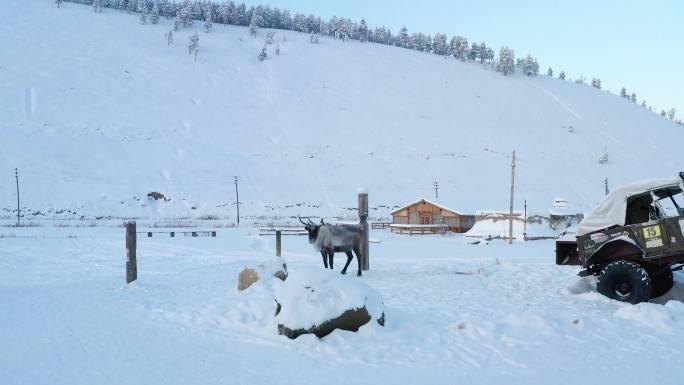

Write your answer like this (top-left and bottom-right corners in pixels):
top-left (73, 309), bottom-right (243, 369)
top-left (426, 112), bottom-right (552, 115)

top-left (237, 258), bottom-right (288, 291)
top-left (274, 268), bottom-right (384, 339)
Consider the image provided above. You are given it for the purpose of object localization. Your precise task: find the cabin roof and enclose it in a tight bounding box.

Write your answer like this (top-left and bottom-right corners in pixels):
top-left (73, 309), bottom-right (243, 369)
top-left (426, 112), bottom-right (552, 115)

top-left (390, 198), bottom-right (462, 216)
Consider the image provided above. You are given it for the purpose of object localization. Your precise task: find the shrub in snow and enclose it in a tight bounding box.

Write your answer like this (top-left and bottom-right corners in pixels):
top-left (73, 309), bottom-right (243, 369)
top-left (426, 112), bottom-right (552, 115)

top-left (258, 47), bottom-right (267, 62)
top-left (275, 268), bottom-right (384, 339)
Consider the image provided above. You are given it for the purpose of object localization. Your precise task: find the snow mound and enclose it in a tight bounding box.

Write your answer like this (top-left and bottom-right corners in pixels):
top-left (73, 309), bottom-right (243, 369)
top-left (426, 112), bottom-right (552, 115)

top-left (464, 218), bottom-right (557, 240)
top-left (275, 268), bottom-right (383, 331)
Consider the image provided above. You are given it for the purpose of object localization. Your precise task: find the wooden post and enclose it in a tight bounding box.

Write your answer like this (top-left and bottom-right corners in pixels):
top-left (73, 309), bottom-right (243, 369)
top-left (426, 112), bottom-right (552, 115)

top-left (509, 150), bottom-right (516, 245)
top-left (358, 191), bottom-right (369, 271)
top-left (276, 230), bottom-right (282, 257)
top-left (125, 221), bottom-right (137, 283)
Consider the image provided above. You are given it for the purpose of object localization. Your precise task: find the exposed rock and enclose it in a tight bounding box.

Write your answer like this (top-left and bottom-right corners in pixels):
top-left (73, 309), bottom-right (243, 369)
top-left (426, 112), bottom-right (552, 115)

top-left (277, 305), bottom-right (384, 339)
top-left (238, 268), bottom-right (260, 291)
top-left (237, 259), bottom-right (288, 291)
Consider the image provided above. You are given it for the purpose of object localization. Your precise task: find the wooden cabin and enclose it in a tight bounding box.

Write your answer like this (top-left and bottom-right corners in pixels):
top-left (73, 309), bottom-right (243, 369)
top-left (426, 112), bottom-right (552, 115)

top-left (390, 199), bottom-right (475, 234)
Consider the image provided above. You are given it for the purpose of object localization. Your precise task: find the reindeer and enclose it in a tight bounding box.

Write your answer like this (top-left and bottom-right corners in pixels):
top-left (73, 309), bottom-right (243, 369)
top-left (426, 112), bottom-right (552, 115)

top-left (299, 216), bottom-right (363, 276)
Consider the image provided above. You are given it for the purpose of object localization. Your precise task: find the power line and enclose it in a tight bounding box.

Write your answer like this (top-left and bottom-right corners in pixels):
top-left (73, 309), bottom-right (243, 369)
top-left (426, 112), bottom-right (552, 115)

top-left (234, 176), bottom-right (240, 227)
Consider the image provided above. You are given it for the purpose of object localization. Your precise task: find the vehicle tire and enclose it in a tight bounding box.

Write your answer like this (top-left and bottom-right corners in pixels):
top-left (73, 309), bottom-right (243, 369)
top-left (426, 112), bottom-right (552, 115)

top-left (596, 261), bottom-right (652, 304)
top-left (650, 269), bottom-right (674, 298)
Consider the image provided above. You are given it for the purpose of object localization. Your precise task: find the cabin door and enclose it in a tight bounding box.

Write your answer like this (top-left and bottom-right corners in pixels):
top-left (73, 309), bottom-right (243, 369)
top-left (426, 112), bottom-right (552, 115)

top-left (420, 213), bottom-right (431, 224)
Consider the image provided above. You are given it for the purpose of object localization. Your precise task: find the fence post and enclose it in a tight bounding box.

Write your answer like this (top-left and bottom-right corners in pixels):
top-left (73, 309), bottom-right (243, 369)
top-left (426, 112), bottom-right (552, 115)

top-left (358, 191), bottom-right (369, 271)
top-left (276, 230), bottom-right (282, 257)
top-left (126, 221), bottom-right (137, 283)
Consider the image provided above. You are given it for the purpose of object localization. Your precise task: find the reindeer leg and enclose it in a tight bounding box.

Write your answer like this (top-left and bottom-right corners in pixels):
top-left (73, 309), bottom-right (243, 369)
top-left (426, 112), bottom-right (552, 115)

top-left (341, 251), bottom-right (353, 275)
top-left (321, 250), bottom-right (329, 269)
top-left (353, 246), bottom-right (362, 276)
top-left (328, 250), bottom-right (334, 270)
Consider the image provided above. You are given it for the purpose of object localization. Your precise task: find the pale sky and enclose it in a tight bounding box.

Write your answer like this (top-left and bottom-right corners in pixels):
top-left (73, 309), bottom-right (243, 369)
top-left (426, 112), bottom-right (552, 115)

top-left (263, 0), bottom-right (683, 118)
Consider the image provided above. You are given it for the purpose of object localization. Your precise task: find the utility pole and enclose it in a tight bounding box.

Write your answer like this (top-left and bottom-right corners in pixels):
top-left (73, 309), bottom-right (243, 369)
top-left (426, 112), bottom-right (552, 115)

top-left (15, 168), bottom-right (20, 226)
top-left (433, 181), bottom-right (439, 199)
top-left (604, 177), bottom-right (609, 196)
top-left (509, 151), bottom-right (516, 245)
top-left (523, 199), bottom-right (527, 241)
top-left (234, 176), bottom-right (240, 227)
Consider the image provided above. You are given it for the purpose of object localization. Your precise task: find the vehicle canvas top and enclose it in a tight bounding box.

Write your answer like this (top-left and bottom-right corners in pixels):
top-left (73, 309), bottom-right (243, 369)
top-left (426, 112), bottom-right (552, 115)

top-left (577, 178), bottom-right (683, 236)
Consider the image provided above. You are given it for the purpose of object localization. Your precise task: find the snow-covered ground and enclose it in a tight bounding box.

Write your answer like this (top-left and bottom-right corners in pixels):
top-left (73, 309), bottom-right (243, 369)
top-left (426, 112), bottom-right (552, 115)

top-left (2, 1), bottom-right (683, 223)
top-left (3, 226), bottom-right (684, 384)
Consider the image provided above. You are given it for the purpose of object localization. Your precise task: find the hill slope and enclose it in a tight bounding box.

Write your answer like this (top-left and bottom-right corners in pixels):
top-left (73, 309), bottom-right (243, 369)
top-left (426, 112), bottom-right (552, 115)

top-left (1, 1), bottom-right (682, 222)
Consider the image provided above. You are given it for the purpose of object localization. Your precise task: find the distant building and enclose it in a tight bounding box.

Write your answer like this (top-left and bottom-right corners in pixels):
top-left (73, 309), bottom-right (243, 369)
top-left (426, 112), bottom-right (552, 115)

top-left (390, 199), bottom-right (475, 234)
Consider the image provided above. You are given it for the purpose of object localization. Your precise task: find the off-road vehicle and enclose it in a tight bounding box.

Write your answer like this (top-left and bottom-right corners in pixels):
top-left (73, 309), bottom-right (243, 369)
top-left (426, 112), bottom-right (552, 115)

top-left (556, 174), bottom-right (684, 303)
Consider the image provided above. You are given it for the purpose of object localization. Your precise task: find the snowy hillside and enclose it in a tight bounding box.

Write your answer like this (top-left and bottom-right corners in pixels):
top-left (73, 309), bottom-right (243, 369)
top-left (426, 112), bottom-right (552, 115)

top-left (2, 1), bottom-right (682, 223)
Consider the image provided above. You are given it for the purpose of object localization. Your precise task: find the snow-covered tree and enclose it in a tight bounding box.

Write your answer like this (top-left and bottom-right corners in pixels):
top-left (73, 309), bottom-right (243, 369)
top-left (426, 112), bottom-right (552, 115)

top-left (668, 108), bottom-right (677, 120)
top-left (450, 36), bottom-right (467, 61)
top-left (478, 43), bottom-right (489, 64)
top-left (591, 78), bottom-right (601, 89)
top-left (93, 0), bottom-right (103, 13)
top-left (150, 1), bottom-right (160, 24)
top-left (180, 2), bottom-right (193, 28)
top-left (140, 11), bottom-right (147, 25)
top-left (166, 30), bottom-right (173, 45)
top-left (432, 33), bottom-right (448, 56)
top-left (188, 31), bottom-right (199, 60)
top-left (204, 9), bottom-right (213, 33)
top-left (279, 9), bottom-right (291, 30)
top-left (598, 148), bottom-right (608, 164)
top-left (467, 42), bottom-right (479, 60)
top-left (397, 26), bottom-right (409, 48)
top-left (249, 16), bottom-right (258, 37)
top-left (358, 19), bottom-right (369, 42)
top-left (641, 100), bottom-right (647, 108)
top-left (516, 54), bottom-right (538, 75)
top-left (173, 14), bottom-right (182, 31)
top-left (158, 0), bottom-right (171, 19)
top-left (630, 93), bottom-right (637, 103)
top-left (547, 67), bottom-right (553, 76)
top-left (423, 35), bottom-right (433, 53)
top-left (136, 0), bottom-right (146, 14)
top-left (496, 46), bottom-right (515, 76)
top-left (559, 70), bottom-right (566, 80)
top-left (620, 87), bottom-right (627, 98)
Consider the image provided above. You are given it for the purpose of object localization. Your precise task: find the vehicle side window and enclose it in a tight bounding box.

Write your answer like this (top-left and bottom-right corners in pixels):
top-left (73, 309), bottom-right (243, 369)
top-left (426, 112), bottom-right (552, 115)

top-left (657, 192), bottom-right (684, 217)
top-left (625, 194), bottom-right (652, 225)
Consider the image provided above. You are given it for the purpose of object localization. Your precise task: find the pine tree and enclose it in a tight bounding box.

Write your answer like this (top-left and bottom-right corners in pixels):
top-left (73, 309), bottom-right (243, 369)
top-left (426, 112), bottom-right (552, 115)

top-left (204, 9), bottom-right (213, 33)
top-left (432, 33), bottom-right (448, 56)
top-left (453, 36), bottom-right (468, 61)
top-left (173, 14), bottom-right (182, 31)
top-left (478, 43), bottom-right (488, 64)
top-left (279, 9), bottom-right (291, 30)
top-left (468, 42), bottom-right (479, 60)
top-left (180, 2), bottom-right (193, 28)
top-left (151, 1), bottom-right (160, 24)
top-left (93, 0), bottom-right (103, 13)
top-left (559, 71), bottom-right (566, 80)
top-left (547, 67), bottom-right (553, 76)
top-left (630, 93), bottom-right (637, 103)
top-left (641, 100), bottom-right (647, 108)
top-left (516, 54), bottom-right (538, 75)
top-left (591, 78), bottom-right (601, 89)
top-left (188, 31), bottom-right (199, 61)
top-left (496, 46), bottom-right (515, 76)
top-left (668, 108), bottom-right (677, 120)
top-left (140, 11), bottom-right (147, 25)
top-left (159, 0), bottom-right (171, 19)
top-left (358, 19), bottom-right (369, 42)
top-left (620, 87), bottom-right (627, 98)
top-left (397, 26), bottom-right (409, 48)
top-left (249, 16), bottom-right (258, 37)
top-left (661, 110), bottom-right (667, 117)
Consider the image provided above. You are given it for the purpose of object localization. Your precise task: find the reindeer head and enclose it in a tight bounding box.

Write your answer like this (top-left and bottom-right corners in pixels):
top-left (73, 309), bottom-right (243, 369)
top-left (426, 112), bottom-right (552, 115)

top-left (298, 215), bottom-right (321, 244)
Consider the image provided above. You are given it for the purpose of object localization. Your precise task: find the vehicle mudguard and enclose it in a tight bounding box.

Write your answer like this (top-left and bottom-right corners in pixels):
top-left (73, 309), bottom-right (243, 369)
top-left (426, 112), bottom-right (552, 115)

top-left (585, 236), bottom-right (645, 267)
